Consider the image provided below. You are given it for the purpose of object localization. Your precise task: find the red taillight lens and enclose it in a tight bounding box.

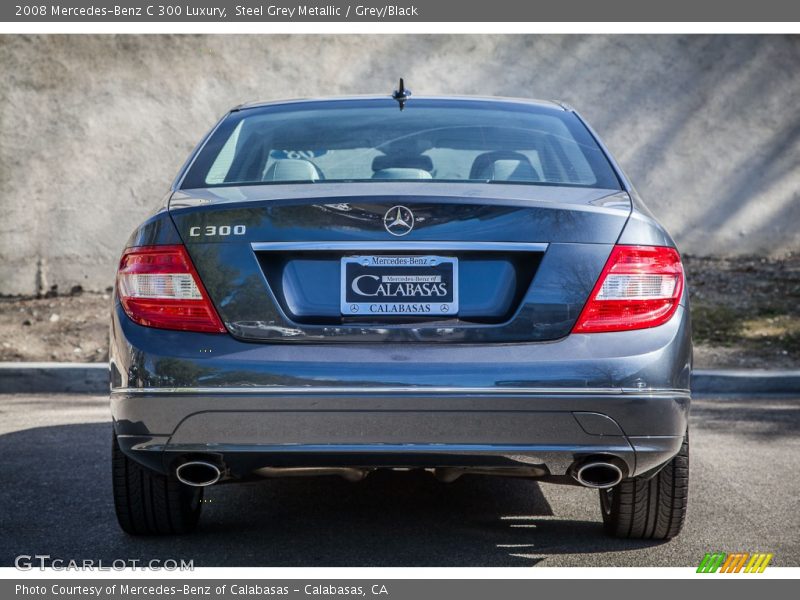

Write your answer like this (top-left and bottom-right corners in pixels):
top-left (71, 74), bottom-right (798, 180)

top-left (117, 245), bottom-right (226, 333)
top-left (572, 245), bottom-right (684, 333)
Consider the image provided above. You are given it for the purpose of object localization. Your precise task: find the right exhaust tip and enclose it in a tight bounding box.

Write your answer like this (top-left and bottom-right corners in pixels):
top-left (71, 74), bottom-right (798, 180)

top-left (573, 461), bottom-right (624, 489)
top-left (175, 461), bottom-right (222, 487)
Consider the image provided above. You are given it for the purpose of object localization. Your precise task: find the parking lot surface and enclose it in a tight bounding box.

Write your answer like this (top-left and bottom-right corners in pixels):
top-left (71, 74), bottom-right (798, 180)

top-left (0, 393), bottom-right (797, 567)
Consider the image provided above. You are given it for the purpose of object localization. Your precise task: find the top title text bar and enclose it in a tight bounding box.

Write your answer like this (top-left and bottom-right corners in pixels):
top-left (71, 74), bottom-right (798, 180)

top-left (4, 0), bottom-right (800, 22)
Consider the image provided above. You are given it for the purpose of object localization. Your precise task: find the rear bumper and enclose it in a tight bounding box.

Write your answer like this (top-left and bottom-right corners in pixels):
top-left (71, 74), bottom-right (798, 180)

top-left (110, 303), bottom-right (691, 480)
top-left (112, 387), bottom-right (688, 479)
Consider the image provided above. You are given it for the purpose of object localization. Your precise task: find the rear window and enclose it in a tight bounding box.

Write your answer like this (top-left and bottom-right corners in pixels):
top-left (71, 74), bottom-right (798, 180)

top-left (181, 99), bottom-right (621, 190)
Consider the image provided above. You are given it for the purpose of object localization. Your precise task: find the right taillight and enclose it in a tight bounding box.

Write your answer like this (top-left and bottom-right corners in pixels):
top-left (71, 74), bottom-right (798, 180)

top-left (116, 245), bottom-right (226, 334)
top-left (572, 245), bottom-right (684, 333)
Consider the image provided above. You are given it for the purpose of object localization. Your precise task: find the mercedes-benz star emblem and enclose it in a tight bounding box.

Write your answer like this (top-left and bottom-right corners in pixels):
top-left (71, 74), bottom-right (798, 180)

top-left (383, 205), bottom-right (415, 236)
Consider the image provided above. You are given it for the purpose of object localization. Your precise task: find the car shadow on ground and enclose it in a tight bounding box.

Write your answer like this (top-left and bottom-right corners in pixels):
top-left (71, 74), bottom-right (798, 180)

top-left (0, 422), bottom-right (665, 567)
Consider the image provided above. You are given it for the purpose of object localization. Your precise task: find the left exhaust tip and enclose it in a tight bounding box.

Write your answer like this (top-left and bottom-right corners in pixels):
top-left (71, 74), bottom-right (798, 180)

top-left (175, 461), bottom-right (222, 487)
top-left (572, 460), bottom-right (624, 489)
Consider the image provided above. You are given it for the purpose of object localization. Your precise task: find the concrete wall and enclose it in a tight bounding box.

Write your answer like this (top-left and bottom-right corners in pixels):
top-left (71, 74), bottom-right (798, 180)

top-left (1, 35), bottom-right (799, 295)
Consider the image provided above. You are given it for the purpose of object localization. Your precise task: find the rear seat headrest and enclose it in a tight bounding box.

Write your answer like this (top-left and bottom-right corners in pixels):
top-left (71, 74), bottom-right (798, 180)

top-left (476, 159), bottom-right (539, 182)
top-left (372, 154), bottom-right (433, 172)
top-left (372, 168), bottom-right (433, 180)
top-left (469, 151), bottom-right (540, 182)
top-left (262, 159), bottom-right (322, 182)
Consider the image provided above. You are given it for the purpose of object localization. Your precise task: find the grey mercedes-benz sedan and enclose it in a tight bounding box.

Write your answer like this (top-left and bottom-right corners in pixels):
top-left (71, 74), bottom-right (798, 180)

top-left (110, 89), bottom-right (691, 539)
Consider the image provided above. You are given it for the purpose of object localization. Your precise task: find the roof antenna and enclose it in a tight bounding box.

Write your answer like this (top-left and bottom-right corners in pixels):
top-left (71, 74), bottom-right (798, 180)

top-left (392, 78), bottom-right (411, 111)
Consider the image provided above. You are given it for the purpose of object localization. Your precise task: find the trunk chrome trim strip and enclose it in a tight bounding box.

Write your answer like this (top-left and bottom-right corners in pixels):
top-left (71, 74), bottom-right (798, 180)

top-left (250, 241), bottom-right (549, 252)
top-left (111, 385), bottom-right (690, 397)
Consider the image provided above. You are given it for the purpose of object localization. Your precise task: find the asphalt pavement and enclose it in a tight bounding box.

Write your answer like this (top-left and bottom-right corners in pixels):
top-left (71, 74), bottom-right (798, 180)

top-left (0, 393), bottom-right (797, 567)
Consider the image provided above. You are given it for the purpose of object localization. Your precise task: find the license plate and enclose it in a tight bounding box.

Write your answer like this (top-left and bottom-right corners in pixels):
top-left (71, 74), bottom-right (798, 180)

top-left (340, 255), bottom-right (459, 316)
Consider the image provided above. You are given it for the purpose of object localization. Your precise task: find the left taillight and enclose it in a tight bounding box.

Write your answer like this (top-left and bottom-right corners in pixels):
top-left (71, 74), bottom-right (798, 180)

top-left (116, 245), bottom-right (226, 333)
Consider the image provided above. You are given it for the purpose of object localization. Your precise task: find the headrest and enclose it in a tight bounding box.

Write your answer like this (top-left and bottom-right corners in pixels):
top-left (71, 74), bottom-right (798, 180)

top-left (371, 168), bottom-right (433, 180)
top-left (262, 159), bottom-right (321, 182)
top-left (469, 151), bottom-right (540, 181)
top-left (372, 154), bottom-right (433, 172)
top-left (476, 159), bottom-right (539, 182)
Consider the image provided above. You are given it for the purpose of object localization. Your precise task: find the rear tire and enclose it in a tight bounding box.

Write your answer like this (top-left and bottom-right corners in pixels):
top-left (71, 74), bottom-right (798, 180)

top-left (112, 432), bottom-right (202, 535)
top-left (599, 434), bottom-right (689, 539)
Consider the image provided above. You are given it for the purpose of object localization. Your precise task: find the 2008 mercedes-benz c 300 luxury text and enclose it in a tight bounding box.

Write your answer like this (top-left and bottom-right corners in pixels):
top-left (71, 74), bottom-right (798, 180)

top-left (110, 86), bottom-right (691, 539)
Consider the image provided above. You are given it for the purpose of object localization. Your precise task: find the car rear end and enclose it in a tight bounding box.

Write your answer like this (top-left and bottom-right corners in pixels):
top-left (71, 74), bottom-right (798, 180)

top-left (110, 97), bottom-right (691, 538)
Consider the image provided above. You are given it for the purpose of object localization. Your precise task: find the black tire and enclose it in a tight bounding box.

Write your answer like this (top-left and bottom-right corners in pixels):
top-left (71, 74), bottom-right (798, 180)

top-left (112, 432), bottom-right (202, 535)
top-left (600, 434), bottom-right (689, 540)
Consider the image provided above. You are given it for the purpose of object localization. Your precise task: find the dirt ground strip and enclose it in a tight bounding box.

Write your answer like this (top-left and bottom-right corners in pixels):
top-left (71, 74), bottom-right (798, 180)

top-left (687, 254), bottom-right (799, 369)
top-left (0, 254), bottom-right (798, 368)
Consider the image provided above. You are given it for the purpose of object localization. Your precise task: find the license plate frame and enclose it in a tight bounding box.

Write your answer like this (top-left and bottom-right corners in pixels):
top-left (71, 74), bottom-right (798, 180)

top-left (340, 255), bottom-right (459, 317)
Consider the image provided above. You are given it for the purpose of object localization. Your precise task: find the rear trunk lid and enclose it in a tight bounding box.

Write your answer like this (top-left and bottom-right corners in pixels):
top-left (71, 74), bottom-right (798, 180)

top-left (169, 182), bottom-right (630, 343)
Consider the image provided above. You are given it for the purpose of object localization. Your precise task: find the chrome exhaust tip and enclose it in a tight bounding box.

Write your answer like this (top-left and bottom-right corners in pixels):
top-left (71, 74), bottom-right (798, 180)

top-left (573, 460), bottom-right (624, 489)
top-left (175, 461), bottom-right (222, 487)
